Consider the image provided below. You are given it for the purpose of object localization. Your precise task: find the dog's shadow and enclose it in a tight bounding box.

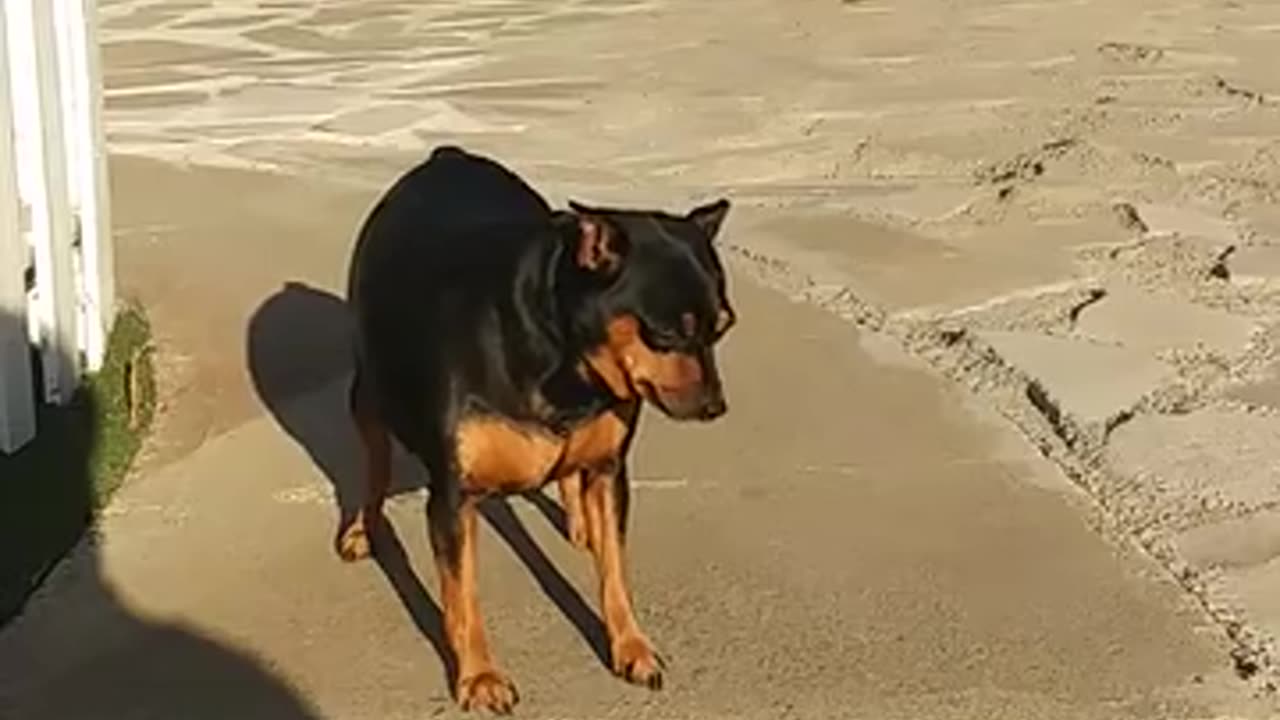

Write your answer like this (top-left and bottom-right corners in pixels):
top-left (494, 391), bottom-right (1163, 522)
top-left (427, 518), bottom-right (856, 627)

top-left (245, 282), bottom-right (609, 686)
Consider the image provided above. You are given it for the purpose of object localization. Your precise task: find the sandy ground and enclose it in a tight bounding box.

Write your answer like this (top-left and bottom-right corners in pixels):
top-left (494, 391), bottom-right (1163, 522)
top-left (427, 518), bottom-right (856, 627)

top-left (5, 0), bottom-right (1280, 717)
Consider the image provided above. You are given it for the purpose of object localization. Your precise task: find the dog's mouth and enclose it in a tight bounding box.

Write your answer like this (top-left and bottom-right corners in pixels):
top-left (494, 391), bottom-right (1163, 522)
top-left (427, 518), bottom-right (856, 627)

top-left (636, 380), bottom-right (672, 413)
top-left (637, 380), bottom-right (726, 422)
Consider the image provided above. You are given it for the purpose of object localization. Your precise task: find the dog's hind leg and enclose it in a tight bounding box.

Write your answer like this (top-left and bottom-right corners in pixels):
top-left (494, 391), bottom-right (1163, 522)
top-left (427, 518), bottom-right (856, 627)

top-left (337, 366), bottom-right (392, 562)
top-left (583, 464), bottom-right (664, 689)
top-left (427, 485), bottom-right (519, 714)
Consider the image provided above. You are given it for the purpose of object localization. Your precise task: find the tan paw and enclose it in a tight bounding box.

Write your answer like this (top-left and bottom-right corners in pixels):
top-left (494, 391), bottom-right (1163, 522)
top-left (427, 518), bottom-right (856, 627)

top-left (612, 633), bottom-right (664, 690)
top-left (336, 519), bottom-right (370, 562)
top-left (457, 669), bottom-right (519, 715)
top-left (336, 510), bottom-right (384, 562)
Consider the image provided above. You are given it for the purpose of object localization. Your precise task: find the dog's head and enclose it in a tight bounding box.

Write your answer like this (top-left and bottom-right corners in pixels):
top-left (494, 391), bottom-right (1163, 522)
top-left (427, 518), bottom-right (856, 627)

top-left (559, 198), bottom-right (735, 422)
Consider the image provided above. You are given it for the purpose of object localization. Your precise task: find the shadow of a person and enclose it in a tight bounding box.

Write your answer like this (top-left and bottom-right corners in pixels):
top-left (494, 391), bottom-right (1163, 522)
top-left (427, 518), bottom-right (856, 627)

top-left (0, 310), bottom-right (323, 720)
top-left (244, 282), bottom-right (610, 689)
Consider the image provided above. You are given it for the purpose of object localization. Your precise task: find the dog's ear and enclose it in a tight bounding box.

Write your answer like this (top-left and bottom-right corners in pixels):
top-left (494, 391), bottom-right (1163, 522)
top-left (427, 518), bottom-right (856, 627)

top-left (686, 198), bottom-right (731, 241)
top-left (565, 204), bottom-right (627, 276)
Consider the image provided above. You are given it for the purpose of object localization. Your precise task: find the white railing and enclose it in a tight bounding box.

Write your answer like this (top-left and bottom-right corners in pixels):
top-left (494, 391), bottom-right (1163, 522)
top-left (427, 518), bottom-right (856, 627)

top-left (0, 0), bottom-right (113, 454)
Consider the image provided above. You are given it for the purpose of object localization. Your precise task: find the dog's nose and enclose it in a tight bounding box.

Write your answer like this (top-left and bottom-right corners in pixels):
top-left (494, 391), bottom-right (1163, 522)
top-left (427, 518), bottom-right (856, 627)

top-left (699, 397), bottom-right (727, 420)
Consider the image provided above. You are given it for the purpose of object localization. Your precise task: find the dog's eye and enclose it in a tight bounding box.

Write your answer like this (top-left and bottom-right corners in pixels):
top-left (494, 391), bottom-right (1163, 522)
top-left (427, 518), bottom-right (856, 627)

top-left (652, 331), bottom-right (683, 351)
top-left (640, 323), bottom-right (684, 352)
top-left (680, 312), bottom-right (698, 338)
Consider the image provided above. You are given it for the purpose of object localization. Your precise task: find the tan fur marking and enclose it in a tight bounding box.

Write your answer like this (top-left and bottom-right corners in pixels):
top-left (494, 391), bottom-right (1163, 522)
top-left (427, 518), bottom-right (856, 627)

top-left (432, 498), bottom-right (519, 713)
top-left (559, 408), bottom-right (631, 473)
top-left (456, 407), bottom-right (634, 495)
top-left (456, 417), bottom-right (561, 493)
top-left (584, 315), bottom-right (703, 403)
top-left (558, 472), bottom-right (587, 549)
top-left (584, 471), bottom-right (663, 689)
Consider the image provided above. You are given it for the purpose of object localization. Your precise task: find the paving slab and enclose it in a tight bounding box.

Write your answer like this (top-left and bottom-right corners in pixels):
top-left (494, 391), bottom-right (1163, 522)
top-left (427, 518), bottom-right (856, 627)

top-left (979, 330), bottom-right (1171, 427)
top-left (1229, 246), bottom-right (1280, 281)
top-left (1227, 369), bottom-right (1280, 412)
top-left (1215, 557), bottom-right (1280, 647)
top-left (730, 207), bottom-right (1077, 315)
top-left (1106, 409), bottom-right (1280, 534)
top-left (1237, 205), bottom-right (1280, 245)
top-left (1074, 286), bottom-right (1258, 356)
top-left (1135, 204), bottom-right (1240, 245)
top-left (1176, 506), bottom-right (1280, 667)
top-left (1176, 508), bottom-right (1280, 573)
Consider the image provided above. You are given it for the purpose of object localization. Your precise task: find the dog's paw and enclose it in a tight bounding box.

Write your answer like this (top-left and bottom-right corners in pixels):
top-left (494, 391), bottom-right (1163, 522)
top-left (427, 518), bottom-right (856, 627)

top-left (337, 509), bottom-right (386, 562)
top-left (336, 520), bottom-right (370, 562)
top-left (336, 511), bottom-right (381, 562)
top-left (612, 633), bottom-right (665, 690)
top-left (457, 669), bottom-right (519, 715)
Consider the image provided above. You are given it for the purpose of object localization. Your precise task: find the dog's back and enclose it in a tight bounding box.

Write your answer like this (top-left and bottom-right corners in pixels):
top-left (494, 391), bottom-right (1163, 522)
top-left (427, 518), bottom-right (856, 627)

top-left (395, 145), bottom-right (550, 230)
top-left (346, 147), bottom-right (563, 440)
top-left (349, 146), bottom-right (550, 289)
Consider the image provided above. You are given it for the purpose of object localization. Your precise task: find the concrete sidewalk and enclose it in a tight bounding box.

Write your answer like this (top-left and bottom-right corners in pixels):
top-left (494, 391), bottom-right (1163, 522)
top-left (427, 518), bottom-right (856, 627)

top-left (0, 186), bottom-right (1256, 716)
top-left (5, 0), bottom-right (1280, 716)
top-left (0, 160), bottom-right (1259, 719)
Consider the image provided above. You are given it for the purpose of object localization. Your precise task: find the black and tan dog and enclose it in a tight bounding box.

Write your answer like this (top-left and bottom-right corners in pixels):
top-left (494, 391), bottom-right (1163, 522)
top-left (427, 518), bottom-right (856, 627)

top-left (338, 146), bottom-right (735, 713)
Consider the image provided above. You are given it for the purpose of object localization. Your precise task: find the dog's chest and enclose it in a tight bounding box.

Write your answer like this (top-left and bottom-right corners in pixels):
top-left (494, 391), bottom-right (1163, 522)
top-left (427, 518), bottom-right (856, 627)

top-left (455, 411), bottom-right (629, 492)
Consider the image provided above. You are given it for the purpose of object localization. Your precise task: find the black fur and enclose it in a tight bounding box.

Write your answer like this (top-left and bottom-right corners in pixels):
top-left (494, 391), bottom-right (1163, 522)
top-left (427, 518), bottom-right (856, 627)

top-left (347, 145), bottom-right (733, 460)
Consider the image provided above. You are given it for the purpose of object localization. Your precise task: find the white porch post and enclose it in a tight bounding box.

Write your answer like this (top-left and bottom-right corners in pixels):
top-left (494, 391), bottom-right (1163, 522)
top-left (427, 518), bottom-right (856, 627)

top-left (0, 0), bottom-right (36, 453)
top-left (5, 0), bottom-right (81, 404)
top-left (55, 0), bottom-right (114, 371)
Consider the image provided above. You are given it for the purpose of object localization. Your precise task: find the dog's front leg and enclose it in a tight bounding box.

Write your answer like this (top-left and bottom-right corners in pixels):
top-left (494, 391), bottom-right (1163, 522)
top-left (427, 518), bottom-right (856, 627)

top-left (583, 463), bottom-right (664, 689)
top-left (427, 488), bottom-right (519, 714)
top-left (557, 471), bottom-right (588, 549)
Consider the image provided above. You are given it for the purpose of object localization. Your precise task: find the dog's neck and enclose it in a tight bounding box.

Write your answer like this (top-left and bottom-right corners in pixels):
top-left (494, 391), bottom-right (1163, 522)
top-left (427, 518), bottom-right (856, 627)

top-left (530, 360), bottom-right (620, 432)
top-left (500, 225), bottom-right (622, 431)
